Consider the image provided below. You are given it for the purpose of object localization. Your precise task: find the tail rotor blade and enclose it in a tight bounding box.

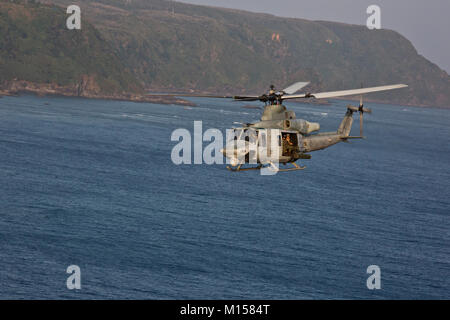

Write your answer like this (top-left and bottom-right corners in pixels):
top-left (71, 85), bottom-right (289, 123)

top-left (360, 111), bottom-right (363, 137)
top-left (359, 93), bottom-right (363, 136)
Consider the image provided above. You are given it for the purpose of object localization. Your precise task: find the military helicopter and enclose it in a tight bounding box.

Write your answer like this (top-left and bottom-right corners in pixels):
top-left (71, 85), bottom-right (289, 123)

top-left (153, 82), bottom-right (408, 172)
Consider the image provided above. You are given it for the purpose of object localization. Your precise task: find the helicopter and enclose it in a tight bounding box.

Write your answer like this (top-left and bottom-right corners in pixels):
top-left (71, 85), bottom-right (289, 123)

top-left (152, 82), bottom-right (408, 172)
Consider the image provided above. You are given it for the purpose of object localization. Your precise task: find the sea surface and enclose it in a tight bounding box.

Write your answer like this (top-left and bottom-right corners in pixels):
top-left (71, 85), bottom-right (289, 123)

top-left (0, 95), bottom-right (449, 299)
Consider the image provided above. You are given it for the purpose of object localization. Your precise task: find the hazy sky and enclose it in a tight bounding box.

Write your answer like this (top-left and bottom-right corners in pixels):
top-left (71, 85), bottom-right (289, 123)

top-left (178, 0), bottom-right (450, 73)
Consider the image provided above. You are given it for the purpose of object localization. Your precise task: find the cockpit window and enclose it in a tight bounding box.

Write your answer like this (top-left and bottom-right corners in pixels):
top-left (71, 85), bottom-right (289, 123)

top-left (230, 128), bottom-right (257, 142)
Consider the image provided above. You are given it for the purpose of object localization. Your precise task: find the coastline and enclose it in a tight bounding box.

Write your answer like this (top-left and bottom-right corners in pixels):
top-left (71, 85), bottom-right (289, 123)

top-left (0, 81), bottom-right (196, 106)
top-left (1, 82), bottom-right (448, 109)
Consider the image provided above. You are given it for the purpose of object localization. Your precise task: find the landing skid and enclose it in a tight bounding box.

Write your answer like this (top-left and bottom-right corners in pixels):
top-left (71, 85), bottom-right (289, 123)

top-left (278, 162), bottom-right (306, 172)
top-left (226, 162), bottom-right (305, 172)
top-left (226, 164), bottom-right (263, 172)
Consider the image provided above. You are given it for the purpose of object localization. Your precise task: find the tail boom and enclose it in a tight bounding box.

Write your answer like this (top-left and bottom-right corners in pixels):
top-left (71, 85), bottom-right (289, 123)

top-left (302, 106), bottom-right (365, 152)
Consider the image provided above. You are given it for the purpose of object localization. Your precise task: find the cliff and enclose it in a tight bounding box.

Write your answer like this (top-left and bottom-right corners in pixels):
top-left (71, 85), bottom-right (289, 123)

top-left (1, 0), bottom-right (449, 107)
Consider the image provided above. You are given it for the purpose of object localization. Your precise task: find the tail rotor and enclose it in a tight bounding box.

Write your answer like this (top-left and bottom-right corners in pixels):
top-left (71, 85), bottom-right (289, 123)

top-left (359, 94), bottom-right (364, 137)
top-left (347, 94), bottom-right (372, 138)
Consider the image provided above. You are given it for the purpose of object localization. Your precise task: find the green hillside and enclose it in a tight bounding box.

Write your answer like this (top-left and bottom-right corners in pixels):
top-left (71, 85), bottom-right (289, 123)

top-left (1, 0), bottom-right (449, 107)
top-left (0, 0), bottom-right (142, 96)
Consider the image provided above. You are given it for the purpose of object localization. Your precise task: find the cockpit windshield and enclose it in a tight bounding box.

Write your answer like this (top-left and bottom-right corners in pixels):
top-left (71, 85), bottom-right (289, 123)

top-left (229, 128), bottom-right (258, 142)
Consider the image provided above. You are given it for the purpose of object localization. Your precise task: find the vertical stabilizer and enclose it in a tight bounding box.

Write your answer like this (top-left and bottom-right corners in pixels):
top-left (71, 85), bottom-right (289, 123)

top-left (337, 109), bottom-right (354, 137)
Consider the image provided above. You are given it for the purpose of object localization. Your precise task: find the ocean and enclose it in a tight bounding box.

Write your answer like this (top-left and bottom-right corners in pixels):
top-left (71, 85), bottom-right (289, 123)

top-left (0, 94), bottom-right (449, 299)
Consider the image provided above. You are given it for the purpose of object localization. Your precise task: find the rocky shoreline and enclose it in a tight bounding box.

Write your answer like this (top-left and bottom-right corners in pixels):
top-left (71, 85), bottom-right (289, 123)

top-left (1, 81), bottom-right (444, 109)
top-left (0, 80), bottom-right (196, 106)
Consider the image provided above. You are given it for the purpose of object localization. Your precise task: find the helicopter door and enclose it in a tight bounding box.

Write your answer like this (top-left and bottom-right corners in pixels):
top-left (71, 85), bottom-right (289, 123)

top-left (281, 132), bottom-right (299, 156)
top-left (257, 130), bottom-right (271, 162)
top-left (268, 129), bottom-right (282, 161)
top-left (297, 133), bottom-right (304, 152)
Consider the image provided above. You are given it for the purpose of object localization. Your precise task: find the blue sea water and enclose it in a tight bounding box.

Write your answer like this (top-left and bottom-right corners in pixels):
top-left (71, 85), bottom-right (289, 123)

top-left (0, 94), bottom-right (449, 299)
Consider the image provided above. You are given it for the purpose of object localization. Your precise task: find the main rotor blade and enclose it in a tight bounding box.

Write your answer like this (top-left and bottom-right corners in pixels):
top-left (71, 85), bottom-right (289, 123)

top-left (148, 92), bottom-right (264, 102)
top-left (233, 95), bottom-right (263, 101)
top-left (147, 93), bottom-right (235, 99)
top-left (283, 84), bottom-right (408, 100)
top-left (282, 81), bottom-right (310, 94)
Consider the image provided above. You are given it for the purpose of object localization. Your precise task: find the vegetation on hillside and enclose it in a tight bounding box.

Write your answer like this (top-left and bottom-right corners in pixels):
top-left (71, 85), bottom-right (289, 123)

top-left (0, 0), bottom-right (142, 95)
top-left (1, 0), bottom-right (449, 107)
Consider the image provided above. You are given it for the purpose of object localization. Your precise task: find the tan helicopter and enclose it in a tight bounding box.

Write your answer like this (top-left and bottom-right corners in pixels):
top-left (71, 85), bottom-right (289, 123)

top-left (153, 82), bottom-right (408, 172)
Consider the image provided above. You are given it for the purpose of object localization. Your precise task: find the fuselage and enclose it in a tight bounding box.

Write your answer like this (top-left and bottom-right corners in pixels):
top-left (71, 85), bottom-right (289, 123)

top-left (220, 103), bottom-right (355, 166)
top-left (221, 127), bottom-right (345, 166)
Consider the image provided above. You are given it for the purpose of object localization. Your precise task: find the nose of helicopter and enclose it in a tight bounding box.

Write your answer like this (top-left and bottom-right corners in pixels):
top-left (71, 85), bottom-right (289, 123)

top-left (220, 143), bottom-right (246, 166)
top-left (220, 142), bottom-right (236, 158)
top-left (220, 147), bottom-right (240, 167)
